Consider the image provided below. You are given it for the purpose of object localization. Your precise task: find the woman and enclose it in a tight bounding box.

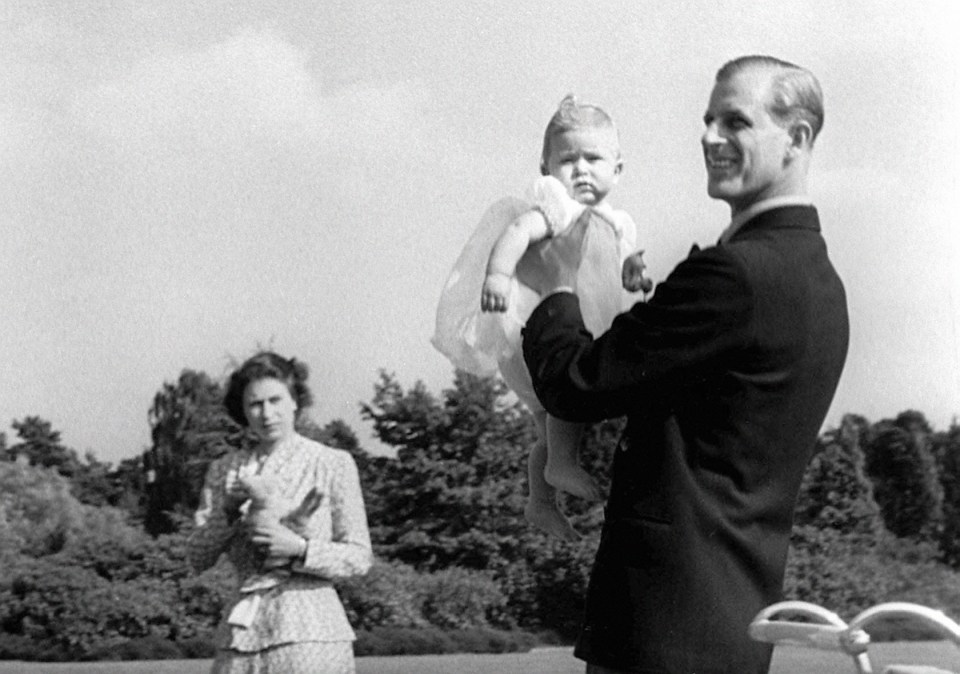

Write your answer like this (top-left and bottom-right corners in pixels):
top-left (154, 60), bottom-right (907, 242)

top-left (188, 352), bottom-right (372, 673)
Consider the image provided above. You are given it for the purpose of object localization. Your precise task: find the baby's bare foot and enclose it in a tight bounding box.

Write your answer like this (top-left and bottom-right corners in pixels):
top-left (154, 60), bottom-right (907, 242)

top-left (525, 499), bottom-right (581, 542)
top-left (544, 465), bottom-right (603, 502)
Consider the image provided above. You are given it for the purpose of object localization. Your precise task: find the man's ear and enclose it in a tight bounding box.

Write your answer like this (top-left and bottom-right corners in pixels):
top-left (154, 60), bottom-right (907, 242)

top-left (788, 120), bottom-right (814, 155)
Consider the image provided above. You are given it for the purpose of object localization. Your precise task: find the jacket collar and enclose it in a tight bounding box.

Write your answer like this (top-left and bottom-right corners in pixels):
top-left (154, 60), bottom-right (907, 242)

top-left (725, 203), bottom-right (820, 243)
top-left (720, 195), bottom-right (815, 244)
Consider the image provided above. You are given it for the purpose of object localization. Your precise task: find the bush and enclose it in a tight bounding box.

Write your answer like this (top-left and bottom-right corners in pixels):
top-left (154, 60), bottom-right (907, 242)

top-left (418, 567), bottom-right (512, 630)
top-left (0, 529), bottom-right (230, 659)
top-left (785, 526), bottom-right (960, 640)
top-left (338, 560), bottom-right (511, 631)
top-left (338, 560), bottom-right (429, 630)
top-left (87, 635), bottom-right (183, 661)
top-left (522, 535), bottom-right (597, 640)
top-left (0, 633), bottom-right (45, 661)
top-left (354, 626), bottom-right (456, 656)
top-left (0, 462), bottom-right (84, 556)
top-left (0, 556), bottom-right (170, 658)
top-left (176, 636), bottom-right (218, 659)
top-left (445, 627), bottom-right (537, 654)
top-left (353, 626), bottom-right (538, 656)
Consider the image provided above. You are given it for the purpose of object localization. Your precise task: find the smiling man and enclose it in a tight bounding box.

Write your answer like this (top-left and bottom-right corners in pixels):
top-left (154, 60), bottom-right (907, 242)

top-left (521, 56), bottom-right (850, 673)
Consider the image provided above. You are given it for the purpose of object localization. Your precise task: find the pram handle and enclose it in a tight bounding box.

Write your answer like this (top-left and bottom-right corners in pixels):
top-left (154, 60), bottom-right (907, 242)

top-left (749, 601), bottom-right (960, 674)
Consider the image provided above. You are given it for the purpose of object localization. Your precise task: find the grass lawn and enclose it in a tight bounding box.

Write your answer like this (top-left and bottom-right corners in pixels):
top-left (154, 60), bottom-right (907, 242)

top-left (0, 643), bottom-right (955, 673)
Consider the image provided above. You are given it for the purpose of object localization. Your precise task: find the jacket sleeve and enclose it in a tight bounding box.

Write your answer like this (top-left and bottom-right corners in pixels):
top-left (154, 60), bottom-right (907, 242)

top-left (522, 246), bottom-right (754, 422)
top-left (187, 457), bottom-right (239, 572)
top-left (293, 453), bottom-right (372, 578)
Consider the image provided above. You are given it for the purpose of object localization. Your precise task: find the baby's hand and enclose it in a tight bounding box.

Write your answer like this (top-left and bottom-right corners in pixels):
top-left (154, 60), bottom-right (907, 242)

top-left (622, 251), bottom-right (653, 294)
top-left (481, 273), bottom-right (512, 312)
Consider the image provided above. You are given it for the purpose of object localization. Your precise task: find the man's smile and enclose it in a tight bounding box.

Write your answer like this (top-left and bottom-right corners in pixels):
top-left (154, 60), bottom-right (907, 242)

top-left (705, 149), bottom-right (740, 170)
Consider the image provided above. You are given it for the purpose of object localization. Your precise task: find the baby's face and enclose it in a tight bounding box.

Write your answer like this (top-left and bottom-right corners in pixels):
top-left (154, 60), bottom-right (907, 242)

top-left (544, 126), bottom-right (622, 206)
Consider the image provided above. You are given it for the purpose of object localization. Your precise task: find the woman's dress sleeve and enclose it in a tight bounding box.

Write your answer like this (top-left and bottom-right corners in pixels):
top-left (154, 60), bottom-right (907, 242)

top-left (293, 452), bottom-right (372, 578)
top-left (187, 457), bottom-right (238, 572)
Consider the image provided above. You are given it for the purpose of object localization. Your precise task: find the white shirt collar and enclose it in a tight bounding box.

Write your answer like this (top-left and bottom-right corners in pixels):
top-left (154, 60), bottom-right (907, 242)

top-left (719, 195), bottom-right (814, 244)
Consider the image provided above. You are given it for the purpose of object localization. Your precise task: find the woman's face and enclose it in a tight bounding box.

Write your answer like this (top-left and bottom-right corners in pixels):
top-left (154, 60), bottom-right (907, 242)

top-left (242, 377), bottom-right (297, 444)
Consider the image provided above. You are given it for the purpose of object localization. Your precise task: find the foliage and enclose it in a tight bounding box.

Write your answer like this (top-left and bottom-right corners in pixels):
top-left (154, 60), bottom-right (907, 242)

top-left (786, 412), bottom-right (959, 636)
top-left (1, 416), bottom-right (144, 513)
top-left (359, 370), bottom-right (618, 637)
top-left (87, 635), bottom-right (185, 661)
top-left (933, 422), bottom-right (960, 567)
top-left (360, 371), bottom-right (535, 570)
top-left (4, 362), bottom-right (960, 659)
top-left (337, 560), bottom-right (512, 632)
top-left (144, 369), bottom-right (241, 534)
top-left (418, 566), bottom-right (512, 630)
top-left (785, 527), bottom-right (960, 639)
top-left (3, 416), bottom-right (81, 475)
top-left (0, 461), bottom-right (84, 556)
top-left (862, 411), bottom-right (944, 541)
top-left (793, 415), bottom-right (884, 538)
top-left (0, 464), bottom-right (230, 660)
top-left (338, 560), bottom-right (430, 630)
top-left (353, 626), bottom-right (537, 656)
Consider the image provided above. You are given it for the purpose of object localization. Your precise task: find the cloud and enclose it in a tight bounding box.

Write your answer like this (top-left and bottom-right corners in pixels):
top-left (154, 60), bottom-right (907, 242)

top-left (71, 27), bottom-right (443, 162)
top-left (72, 28), bottom-right (325, 152)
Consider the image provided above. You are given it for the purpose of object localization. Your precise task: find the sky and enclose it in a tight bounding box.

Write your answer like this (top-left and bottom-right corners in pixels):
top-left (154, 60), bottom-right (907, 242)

top-left (2, 1), bottom-right (958, 465)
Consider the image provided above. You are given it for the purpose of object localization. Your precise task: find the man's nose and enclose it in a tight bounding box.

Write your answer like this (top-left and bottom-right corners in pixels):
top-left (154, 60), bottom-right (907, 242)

top-left (573, 157), bottom-right (589, 173)
top-left (701, 123), bottom-right (723, 147)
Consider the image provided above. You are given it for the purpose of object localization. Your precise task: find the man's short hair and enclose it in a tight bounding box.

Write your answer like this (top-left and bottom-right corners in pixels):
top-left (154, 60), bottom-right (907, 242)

top-left (717, 55), bottom-right (824, 143)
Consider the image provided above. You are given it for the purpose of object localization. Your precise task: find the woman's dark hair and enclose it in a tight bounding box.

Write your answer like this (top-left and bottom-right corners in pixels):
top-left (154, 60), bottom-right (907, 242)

top-left (223, 351), bottom-right (313, 427)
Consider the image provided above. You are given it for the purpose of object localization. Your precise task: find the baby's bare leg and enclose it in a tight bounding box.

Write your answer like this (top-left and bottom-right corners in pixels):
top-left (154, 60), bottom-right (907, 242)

top-left (524, 410), bottom-right (580, 542)
top-left (544, 416), bottom-right (602, 502)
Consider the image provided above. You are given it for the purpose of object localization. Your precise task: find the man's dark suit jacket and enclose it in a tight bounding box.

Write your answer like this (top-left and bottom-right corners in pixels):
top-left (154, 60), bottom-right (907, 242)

top-left (523, 205), bottom-right (849, 674)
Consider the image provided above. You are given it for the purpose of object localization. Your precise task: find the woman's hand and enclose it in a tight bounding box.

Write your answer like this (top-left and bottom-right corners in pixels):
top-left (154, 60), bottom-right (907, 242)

top-left (249, 520), bottom-right (306, 561)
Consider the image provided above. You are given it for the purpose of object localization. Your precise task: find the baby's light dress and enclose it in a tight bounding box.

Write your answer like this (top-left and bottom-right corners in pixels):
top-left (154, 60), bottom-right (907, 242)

top-left (432, 175), bottom-right (637, 412)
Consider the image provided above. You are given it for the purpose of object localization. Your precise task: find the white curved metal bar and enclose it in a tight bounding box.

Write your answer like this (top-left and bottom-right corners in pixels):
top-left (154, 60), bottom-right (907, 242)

top-left (848, 602), bottom-right (960, 646)
top-left (752, 600), bottom-right (849, 627)
top-left (749, 600), bottom-right (874, 673)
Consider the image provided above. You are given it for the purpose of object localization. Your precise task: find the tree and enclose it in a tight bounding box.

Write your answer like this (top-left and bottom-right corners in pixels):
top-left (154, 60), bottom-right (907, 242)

top-left (862, 411), bottom-right (944, 541)
top-left (359, 370), bottom-right (622, 634)
top-left (69, 452), bottom-right (125, 507)
top-left (144, 370), bottom-right (241, 534)
top-left (4, 416), bottom-right (81, 476)
top-left (360, 370), bottom-right (533, 570)
top-left (793, 414), bottom-right (884, 538)
top-left (933, 421), bottom-right (960, 567)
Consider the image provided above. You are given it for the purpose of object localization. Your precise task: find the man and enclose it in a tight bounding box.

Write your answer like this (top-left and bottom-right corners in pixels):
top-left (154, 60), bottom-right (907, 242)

top-left (522, 55), bottom-right (849, 673)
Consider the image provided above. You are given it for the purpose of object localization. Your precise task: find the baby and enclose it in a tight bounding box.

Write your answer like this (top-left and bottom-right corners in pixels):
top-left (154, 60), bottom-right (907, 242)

top-left (434, 95), bottom-right (650, 541)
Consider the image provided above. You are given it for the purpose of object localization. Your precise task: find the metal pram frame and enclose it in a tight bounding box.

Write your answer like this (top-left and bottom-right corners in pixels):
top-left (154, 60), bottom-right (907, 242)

top-left (749, 601), bottom-right (960, 674)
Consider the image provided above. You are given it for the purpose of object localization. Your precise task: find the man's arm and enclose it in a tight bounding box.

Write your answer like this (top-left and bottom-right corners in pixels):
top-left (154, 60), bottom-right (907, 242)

top-left (523, 247), bottom-right (754, 422)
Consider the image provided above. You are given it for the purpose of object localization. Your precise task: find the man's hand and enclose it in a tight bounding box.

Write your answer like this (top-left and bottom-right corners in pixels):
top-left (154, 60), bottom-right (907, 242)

top-left (481, 273), bottom-right (512, 312)
top-left (622, 250), bottom-right (653, 294)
